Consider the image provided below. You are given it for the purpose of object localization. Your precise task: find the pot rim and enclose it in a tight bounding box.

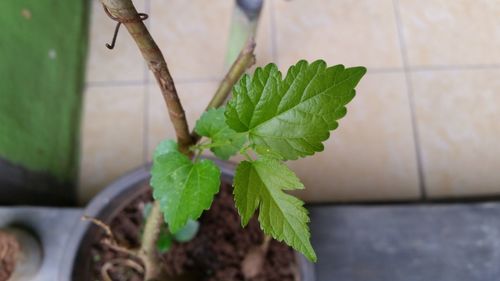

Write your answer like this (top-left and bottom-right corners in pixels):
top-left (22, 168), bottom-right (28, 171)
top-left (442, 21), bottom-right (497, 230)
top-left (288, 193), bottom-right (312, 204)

top-left (59, 158), bottom-right (314, 281)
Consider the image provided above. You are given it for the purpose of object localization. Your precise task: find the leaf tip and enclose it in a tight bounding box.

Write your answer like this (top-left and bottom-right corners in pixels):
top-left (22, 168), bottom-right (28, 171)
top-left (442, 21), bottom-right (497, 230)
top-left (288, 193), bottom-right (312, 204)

top-left (307, 250), bottom-right (318, 263)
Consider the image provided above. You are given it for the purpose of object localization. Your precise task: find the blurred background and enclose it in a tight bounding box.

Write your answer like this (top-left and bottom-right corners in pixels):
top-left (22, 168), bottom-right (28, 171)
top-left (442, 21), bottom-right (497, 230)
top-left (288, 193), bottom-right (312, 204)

top-left (1, 0), bottom-right (499, 205)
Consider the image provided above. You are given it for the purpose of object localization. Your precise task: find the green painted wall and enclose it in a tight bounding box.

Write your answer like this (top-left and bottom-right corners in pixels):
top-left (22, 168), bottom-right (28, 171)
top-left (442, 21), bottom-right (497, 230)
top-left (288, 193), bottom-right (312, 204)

top-left (0, 2), bottom-right (88, 186)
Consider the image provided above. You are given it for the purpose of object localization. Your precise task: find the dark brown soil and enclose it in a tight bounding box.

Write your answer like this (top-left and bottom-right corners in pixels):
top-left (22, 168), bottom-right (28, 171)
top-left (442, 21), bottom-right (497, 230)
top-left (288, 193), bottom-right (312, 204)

top-left (89, 182), bottom-right (298, 281)
top-left (0, 231), bottom-right (20, 281)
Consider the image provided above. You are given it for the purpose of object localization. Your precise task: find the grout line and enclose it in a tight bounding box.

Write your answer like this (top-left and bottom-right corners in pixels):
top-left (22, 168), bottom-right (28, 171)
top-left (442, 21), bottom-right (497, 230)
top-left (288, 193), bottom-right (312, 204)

top-left (85, 80), bottom-right (146, 87)
top-left (410, 64), bottom-right (500, 72)
top-left (268, 0), bottom-right (279, 64)
top-left (85, 77), bottom-right (222, 88)
top-left (366, 67), bottom-right (403, 74)
top-left (84, 62), bottom-right (500, 89)
top-left (147, 76), bottom-right (222, 84)
top-left (392, 0), bottom-right (427, 201)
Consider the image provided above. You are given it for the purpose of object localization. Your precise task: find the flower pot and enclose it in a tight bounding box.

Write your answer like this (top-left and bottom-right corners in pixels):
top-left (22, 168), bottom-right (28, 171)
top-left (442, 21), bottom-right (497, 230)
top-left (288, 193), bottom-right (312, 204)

top-left (59, 158), bottom-right (315, 281)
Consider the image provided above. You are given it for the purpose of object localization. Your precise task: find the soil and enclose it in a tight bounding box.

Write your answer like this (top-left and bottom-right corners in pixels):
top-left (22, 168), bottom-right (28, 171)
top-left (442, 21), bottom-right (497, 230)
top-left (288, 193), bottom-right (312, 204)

top-left (0, 231), bottom-right (20, 281)
top-left (89, 182), bottom-right (298, 281)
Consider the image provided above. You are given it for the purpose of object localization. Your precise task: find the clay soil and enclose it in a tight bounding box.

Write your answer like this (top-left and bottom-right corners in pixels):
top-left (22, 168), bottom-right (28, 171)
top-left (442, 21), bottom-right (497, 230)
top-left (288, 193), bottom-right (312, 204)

top-left (87, 182), bottom-right (298, 281)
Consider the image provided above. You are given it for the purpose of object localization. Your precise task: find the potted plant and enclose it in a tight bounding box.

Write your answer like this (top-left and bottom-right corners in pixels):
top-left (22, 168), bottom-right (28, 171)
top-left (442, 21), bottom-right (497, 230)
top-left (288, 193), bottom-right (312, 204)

top-left (61, 0), bottom-right (366, 280)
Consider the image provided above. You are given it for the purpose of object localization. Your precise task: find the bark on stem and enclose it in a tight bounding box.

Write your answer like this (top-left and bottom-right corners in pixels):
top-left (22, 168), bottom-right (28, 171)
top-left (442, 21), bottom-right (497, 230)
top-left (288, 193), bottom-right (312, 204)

top-left (140, 202), bottom-right (163, 281)
top-left (101, 0), bottom-right (193, 154)
top-left (100, 1), bottom-right (192, 280)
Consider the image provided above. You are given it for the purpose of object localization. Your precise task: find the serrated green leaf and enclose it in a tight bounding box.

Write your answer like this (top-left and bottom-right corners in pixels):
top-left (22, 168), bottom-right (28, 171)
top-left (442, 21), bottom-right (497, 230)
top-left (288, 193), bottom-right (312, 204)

top-left (233, 158), bottom-right (316, 262)
top-left (150, 147), bottom-right (221, 233)
top-left (226, 60), bottom-right (366, 160)
top-left (194, 107), bottom-right (246, 160)
top-left (253, 145), bottom-right (284, 160)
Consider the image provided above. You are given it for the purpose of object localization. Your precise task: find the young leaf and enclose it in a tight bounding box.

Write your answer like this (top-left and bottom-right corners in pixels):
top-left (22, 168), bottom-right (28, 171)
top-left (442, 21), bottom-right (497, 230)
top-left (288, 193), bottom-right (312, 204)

top-left (226, 60), bottom-right (366, 160)
top-left (150, 143), bottom-right (221, 233)
top-left (233, 158), bottom-right (316, 262)
top-left (156, 226), bottom-right (174, 253)
top-left (194, 107), bottom-right (246, 160)
top-left (173, 219), bottom-right (200, 242)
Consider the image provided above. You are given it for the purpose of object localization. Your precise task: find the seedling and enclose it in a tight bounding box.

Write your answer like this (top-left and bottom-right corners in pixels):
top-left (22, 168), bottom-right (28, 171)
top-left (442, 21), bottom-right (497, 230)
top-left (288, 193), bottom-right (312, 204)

top-left (151, 61), bottom-right (366, 263)
top-left (97, 0), bottom-right (366, 279)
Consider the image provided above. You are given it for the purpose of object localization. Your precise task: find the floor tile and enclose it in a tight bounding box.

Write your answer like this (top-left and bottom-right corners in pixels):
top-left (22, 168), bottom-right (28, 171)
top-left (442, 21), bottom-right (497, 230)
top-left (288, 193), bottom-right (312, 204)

top-left (412, 69), bottom-right (500, 198)
top-left (398, 0), bottom-right (500, 66)
top-left (85, 0), bottom-right (147, 83)
top-left (288, 72), bottom-right (420, 202)
top-left (149, 0), bottom-right (233, 81)
top-left (78, 85), bottom-right (145, 203)
top-left (273, 0), bottom-right (403, 71)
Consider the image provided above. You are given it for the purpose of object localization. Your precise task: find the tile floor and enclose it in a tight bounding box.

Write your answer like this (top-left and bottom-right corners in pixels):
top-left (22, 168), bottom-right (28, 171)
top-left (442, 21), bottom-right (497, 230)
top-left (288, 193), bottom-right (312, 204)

top-left (78, 0), bottom-right (500, 203)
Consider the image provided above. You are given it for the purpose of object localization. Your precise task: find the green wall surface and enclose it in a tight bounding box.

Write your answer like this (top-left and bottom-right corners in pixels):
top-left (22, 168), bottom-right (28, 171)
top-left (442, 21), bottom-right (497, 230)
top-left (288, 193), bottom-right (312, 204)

top-left (0, 1), bottom-right (89, 204)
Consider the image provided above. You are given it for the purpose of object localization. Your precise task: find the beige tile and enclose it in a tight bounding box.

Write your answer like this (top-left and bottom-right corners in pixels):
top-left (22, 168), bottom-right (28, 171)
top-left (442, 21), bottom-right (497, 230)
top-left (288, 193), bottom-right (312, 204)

top-left (147, 81), bottom-right (219, 160)
top-left (287, 72), bottom-right (420, 202)
top-left (399, 0), bottom-right (500, 66)
top-left (412, 69), bottom-right (500, 198)
top-left (78, 85), bottom-right (145, 203)
top-left (85, 0), bottom-right (147, 83)
top-left (149, 0), bottom-right (233, 81)
top-left (273, 0), bottom-right (403, 71)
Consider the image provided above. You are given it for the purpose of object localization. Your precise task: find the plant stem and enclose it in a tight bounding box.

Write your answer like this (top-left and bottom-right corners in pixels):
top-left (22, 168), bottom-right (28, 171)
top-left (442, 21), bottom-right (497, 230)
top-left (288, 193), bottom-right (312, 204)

top-left (206, 38), bottom-right (256, 111)
top-left (240, 146), bottom-right (254, 162)
top-left (100, 1), bottom-right (257, 280)
top-left (226, 0), bottom-right (263, 65)
top-left (101, 0), bottom-right (193, 155)
top-left (140, 202), bottom-right (163, 281)
top-left (100, 0), bottom-right (193, 279)
top-left (191, 38), bottom-right (256, 143)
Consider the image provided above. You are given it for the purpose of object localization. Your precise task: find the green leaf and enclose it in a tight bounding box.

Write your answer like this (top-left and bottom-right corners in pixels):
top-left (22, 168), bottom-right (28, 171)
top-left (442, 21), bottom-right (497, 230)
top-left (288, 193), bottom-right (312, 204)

top-left (233, 158), bottom-right (316, 262)
top-left (226, 60), bottom-right (366, 160)
top-left (253, 145), bottom-right (284, 160)
top-left (173, 219), bottom-right (200, 242)
top-left (194, 107), bottom-right (246, 160)
top-left (156, 227), bottom-right (174, 253)
top-left (153, 140), bottom-right (178, 159)
top-left (150, 146), bottom-right (221, 233)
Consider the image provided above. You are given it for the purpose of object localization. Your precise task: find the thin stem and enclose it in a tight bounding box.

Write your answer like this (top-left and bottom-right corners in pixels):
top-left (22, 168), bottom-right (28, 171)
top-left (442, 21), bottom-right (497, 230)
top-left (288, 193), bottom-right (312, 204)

top-left (191, 38), bottom-right (256, 143)
top-left (192, 140), bottom-right (229, 151)
top-left (240, 146), bottom-right (254, 162)
top-left (206, 38), bottom-right (256, 111)
top-left (139, 201), bottom-right (163, 281)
